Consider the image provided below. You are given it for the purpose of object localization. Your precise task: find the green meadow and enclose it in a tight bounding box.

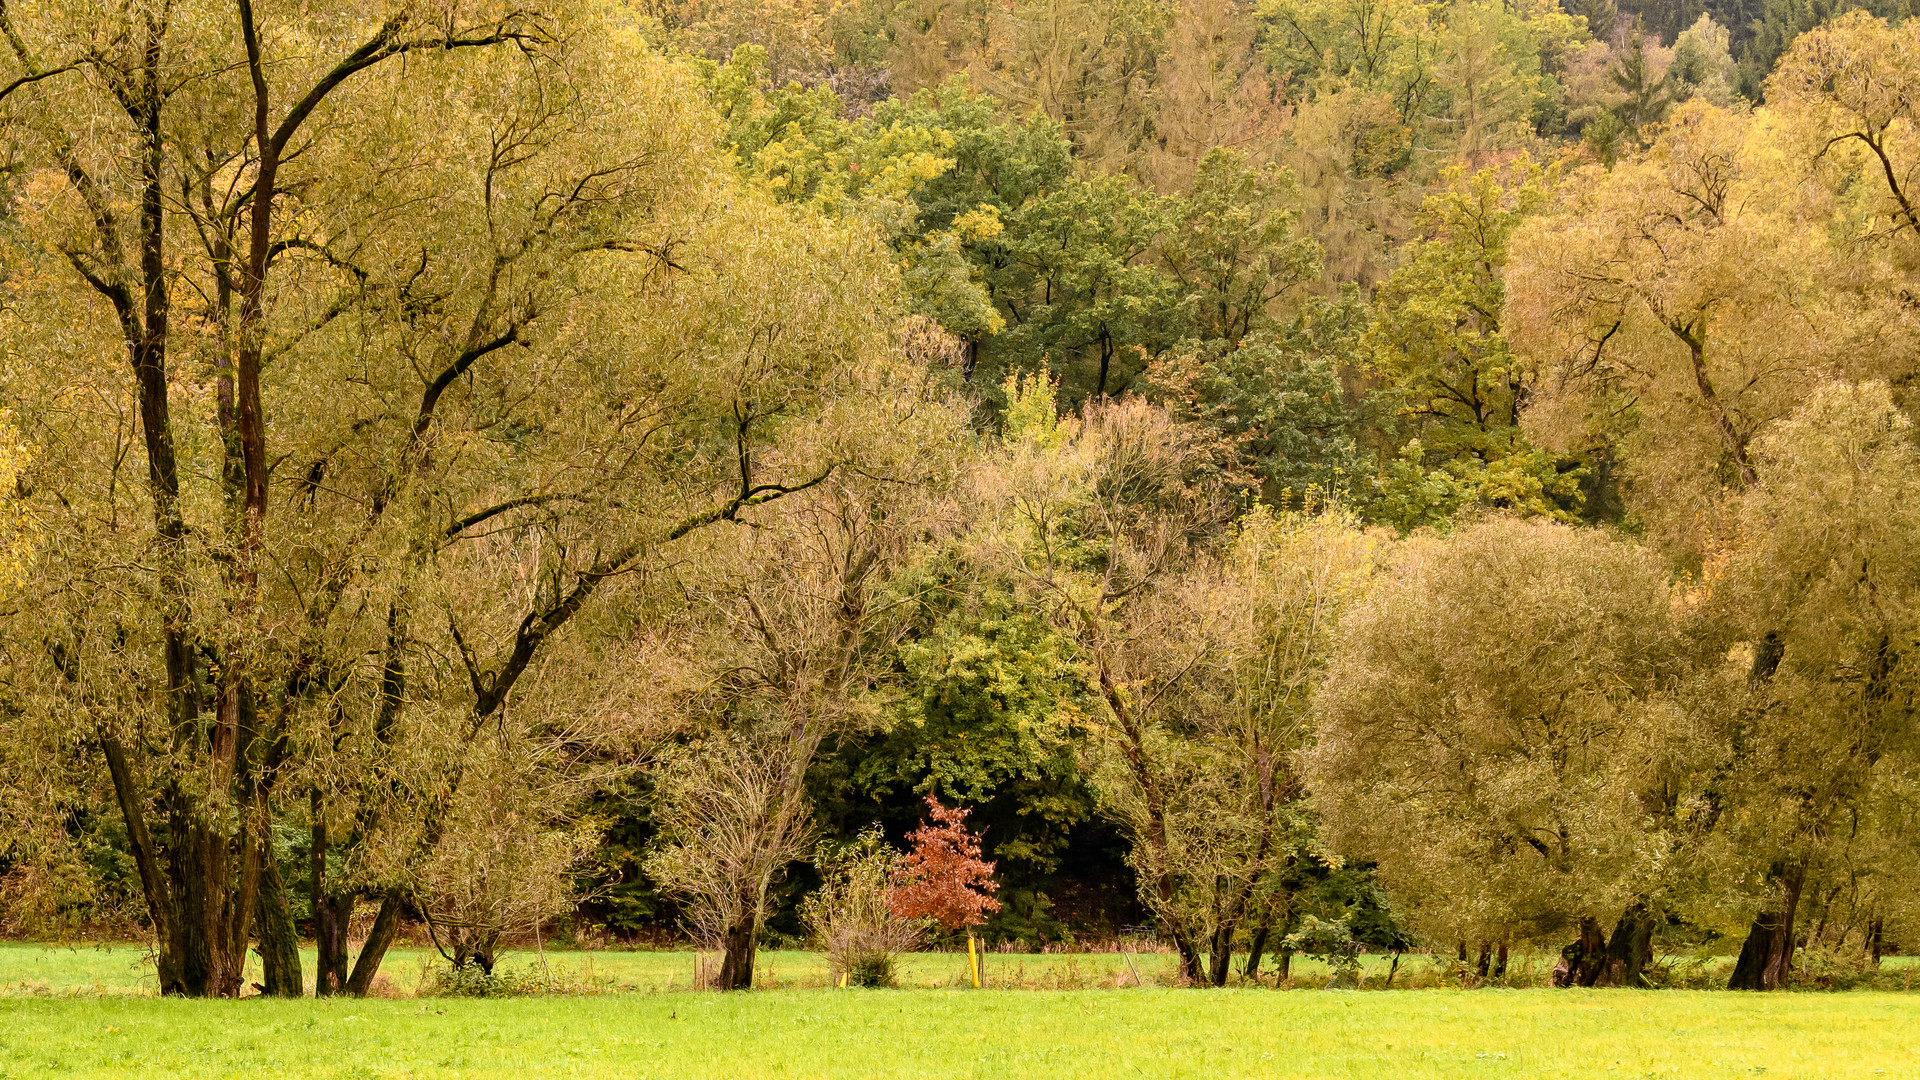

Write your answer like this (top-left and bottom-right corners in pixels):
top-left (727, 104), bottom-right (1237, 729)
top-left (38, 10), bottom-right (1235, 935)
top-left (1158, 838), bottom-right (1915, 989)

top-left (2, 944), bottom-right (1917, 1079)
top-left (2, 987), bottom-right (1916, 1079)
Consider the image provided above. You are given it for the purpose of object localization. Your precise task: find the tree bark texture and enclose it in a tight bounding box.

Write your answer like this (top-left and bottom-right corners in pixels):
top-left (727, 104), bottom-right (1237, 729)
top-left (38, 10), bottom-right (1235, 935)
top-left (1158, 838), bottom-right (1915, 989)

top-left (717, 912), bottom-right (758, 991)
top-left (255, 850), bottom-right (303, 997)
top-left (1556, 917), bottom-right (1609, 987)
top-left (1600, 904), bottom-right (1655, 987)
top-left (344, 891), bottom-right (407, 998)
top-left (1728, 864), bottom-right (1805, 991)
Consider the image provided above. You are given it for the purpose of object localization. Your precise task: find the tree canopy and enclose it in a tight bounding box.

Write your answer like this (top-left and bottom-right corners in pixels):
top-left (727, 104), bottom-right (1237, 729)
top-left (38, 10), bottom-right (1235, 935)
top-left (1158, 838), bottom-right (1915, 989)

top-left (1, 0), bottom-right (1916, 999)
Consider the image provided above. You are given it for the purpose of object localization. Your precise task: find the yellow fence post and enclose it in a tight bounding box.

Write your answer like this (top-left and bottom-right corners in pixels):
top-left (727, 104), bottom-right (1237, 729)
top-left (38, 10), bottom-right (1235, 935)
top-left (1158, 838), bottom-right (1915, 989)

top-left (968, 932), bottom-right (981, 989)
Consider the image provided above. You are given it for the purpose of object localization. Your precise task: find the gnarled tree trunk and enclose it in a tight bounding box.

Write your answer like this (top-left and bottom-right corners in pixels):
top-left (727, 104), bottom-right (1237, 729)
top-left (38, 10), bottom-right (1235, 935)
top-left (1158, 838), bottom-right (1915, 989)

top-left (1600, 903), bottom-right (1654, 987)
top-left (1555, 917), bottom-right (1609, 987)
top-left (1728, 864), bottom-right (1805, 991)
top-left (716, 906), bottom-right (759, 991)
top-left (255, 850), bottom-right (303, 998)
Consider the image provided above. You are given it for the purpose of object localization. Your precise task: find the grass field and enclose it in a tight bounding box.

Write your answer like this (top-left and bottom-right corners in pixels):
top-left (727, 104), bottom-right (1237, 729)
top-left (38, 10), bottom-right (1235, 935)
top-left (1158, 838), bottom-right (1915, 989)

top-left (2, 987), bottom-right (1917, 1079)
top-left (3, 944), bottom-right (1916, 1079)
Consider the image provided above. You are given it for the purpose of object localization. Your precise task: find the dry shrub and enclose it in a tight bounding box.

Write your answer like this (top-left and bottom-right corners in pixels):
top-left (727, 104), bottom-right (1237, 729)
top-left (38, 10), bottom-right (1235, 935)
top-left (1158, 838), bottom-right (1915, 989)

top-left (802, 828), bottom-right (925, 987)
top-left (646, 733), bottom-right (816, 965)
top-left (416, 747), bottom-right (598, 979)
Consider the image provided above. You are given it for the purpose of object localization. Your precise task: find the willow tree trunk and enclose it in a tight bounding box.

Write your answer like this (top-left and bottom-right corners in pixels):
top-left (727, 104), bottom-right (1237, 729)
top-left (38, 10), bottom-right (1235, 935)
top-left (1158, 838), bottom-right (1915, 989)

top-left (172, 808), bottom-right (259, 998)
top-left (255, 851), bottom-right (303, 997)
top-left (1243, 908), bottom-right (1275, 979)
top-left (716, 909), bottom-right (759, 991)
top-left (309, 802), bottom-right (351, 996)
top-left (1207, 922), bottom-right (1236, 987)
top-left (1600, 904), bottom-right (1654, 987)
top-left (312, 891), bottom-right (351, 995)
top-left (1557, 917), bottom-right (1609, 987)
top-left (1728, 865), bottom-right (1805, 991)
top-left (344, 891), bottom-right (407, 998)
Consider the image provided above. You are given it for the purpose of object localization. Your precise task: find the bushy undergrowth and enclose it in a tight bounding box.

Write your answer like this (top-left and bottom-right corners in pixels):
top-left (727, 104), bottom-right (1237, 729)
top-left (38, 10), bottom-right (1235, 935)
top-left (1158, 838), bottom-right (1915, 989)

top-left (801, 830), bottom-right (925, 988)
top-left (422, 962), bottom-right (608, 998)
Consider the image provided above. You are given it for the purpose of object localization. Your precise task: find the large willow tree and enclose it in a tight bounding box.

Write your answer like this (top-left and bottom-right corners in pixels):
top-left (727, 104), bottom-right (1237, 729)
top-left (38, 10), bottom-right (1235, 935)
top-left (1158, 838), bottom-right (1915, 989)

top-left (0, 0), bottom-right (940, 996)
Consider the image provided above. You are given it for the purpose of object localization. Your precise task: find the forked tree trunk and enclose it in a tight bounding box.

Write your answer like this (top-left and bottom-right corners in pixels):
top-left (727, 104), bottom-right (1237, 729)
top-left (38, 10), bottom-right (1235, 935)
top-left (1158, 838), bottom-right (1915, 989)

top-left (115, 777), bottom-right (261, 998)
top-left (255, 851), bottom-right (303, 997)
top-left (1558, 917), bottom-right (1609, 987)
top-left (1729, 865), bottom-right (1805, 991)
top-left (1207, 926), bottom-right (1233, 986)
top-left (1206, 890), bottom-right (1239, 987)
top-left (1600, 903), bottom-right (1655, 987)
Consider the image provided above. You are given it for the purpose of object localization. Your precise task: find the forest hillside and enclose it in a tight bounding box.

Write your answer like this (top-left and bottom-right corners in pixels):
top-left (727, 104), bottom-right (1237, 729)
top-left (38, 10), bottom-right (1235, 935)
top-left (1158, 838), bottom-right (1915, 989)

top-left (0, 0), bottom-right (1915, 997)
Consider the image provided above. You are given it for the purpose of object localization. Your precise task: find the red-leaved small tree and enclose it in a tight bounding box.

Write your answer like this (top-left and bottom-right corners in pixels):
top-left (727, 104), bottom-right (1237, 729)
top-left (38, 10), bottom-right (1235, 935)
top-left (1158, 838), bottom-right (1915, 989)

top-left (889, 795), bottom-right (1001, 932)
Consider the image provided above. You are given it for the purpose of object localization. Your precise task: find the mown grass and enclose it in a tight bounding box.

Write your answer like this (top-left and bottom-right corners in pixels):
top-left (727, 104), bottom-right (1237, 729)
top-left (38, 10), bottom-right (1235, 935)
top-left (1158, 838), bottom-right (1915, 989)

top-left (2, 987), bottom-right (1917, 1079)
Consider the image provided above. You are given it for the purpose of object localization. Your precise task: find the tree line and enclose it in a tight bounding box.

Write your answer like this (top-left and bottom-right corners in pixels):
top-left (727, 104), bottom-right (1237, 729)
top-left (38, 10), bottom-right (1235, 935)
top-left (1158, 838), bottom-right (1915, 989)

top-left (0, 0), bottom-right (1914, 997)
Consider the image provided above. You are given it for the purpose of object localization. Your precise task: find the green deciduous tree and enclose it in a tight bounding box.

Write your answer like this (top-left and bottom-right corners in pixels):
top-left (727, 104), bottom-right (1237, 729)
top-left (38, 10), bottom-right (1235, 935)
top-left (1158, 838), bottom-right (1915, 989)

top-left (1708, 381), bottom-right (1920, 989)
top-left (1161, 149), bottom-right (1323, 346)
top-left (1309, 516), bottom-right (1704, 985)
top-left (0, 0), bottom-right (948, 997)
top-left (1507, 100), bottom-right (1918, 555)
top-left (1366, 157), bottom-right (1583, 529)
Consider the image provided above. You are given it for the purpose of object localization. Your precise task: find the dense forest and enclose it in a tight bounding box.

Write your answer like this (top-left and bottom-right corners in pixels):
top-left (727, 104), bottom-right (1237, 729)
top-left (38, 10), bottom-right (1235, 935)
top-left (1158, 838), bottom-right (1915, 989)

top-left (0, 0), bottom-right (1916, 999)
